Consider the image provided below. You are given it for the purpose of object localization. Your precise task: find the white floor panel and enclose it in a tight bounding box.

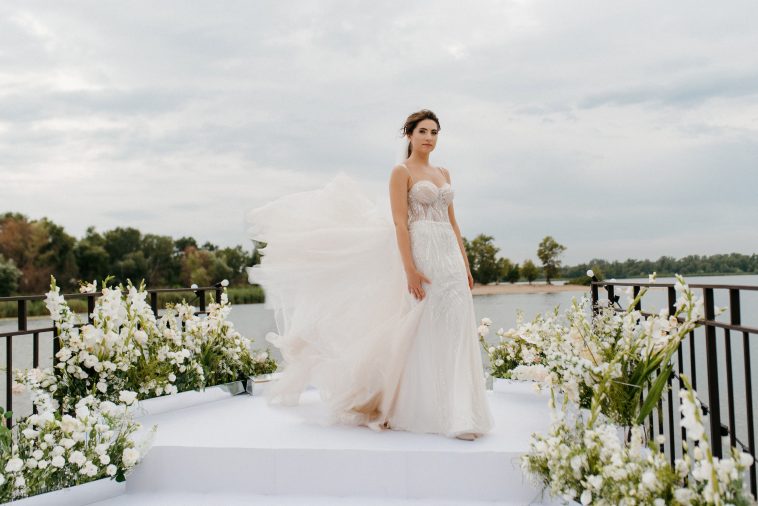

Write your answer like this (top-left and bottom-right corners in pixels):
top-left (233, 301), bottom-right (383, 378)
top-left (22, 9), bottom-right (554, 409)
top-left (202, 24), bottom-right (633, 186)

top-left (91, 382), bottom-right (559, 505)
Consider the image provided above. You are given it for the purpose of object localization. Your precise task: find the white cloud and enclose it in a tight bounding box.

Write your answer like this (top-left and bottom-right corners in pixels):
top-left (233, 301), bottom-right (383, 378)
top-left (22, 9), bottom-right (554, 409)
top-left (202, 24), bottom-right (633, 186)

top-left (0, 0), bottom-right (756, 266)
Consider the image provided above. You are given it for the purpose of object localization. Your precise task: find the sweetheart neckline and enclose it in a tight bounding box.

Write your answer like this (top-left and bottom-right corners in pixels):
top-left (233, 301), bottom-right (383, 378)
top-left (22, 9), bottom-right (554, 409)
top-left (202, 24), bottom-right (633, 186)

top-left (409, 180), bottom-right (452, 192)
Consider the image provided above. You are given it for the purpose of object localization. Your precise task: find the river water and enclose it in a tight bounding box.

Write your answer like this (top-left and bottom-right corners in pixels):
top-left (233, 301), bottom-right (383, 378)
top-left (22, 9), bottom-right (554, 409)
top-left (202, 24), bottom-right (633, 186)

top-left (2, 274), bottom-right (757, 442)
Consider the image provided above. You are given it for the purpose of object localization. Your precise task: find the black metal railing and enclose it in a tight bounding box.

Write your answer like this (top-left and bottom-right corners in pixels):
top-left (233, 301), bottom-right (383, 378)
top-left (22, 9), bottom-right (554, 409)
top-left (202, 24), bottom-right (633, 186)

top-left (0, 284), bottom-right (225, 428)
top-left (591, 278), bottom-right (757, 497)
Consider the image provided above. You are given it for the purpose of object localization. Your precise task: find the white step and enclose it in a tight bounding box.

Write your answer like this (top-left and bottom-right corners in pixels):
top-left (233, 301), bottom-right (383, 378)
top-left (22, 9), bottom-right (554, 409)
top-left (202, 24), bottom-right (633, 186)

top-left (92, 381), bottom-right (561, 505)
top-left (88, 491), bottom-right (556, 505)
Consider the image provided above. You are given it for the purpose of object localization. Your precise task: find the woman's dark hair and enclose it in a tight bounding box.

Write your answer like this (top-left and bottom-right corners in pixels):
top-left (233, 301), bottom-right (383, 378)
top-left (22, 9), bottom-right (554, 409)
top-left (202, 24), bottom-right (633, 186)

top-left (401, 109), bottom-right (441, 158)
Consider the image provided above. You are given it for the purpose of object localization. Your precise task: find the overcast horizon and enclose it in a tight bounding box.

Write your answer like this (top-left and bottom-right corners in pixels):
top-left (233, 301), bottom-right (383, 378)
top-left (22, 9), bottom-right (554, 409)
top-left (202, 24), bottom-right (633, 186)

top-left (1, 1), bottom-right (757, 266)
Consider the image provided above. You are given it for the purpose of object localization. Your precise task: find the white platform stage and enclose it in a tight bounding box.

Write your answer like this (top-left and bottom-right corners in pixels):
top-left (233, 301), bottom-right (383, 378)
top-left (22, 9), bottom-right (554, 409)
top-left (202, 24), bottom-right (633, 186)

top-left (88, 381), bottom-right (560, 505)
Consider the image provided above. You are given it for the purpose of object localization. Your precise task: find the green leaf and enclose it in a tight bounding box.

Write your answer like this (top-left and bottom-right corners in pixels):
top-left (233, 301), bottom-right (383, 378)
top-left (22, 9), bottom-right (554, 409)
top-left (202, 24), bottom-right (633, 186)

top-left (4, 411), bottom-right (12, 419)
top-left (637, 362), bottom-right (673, 423)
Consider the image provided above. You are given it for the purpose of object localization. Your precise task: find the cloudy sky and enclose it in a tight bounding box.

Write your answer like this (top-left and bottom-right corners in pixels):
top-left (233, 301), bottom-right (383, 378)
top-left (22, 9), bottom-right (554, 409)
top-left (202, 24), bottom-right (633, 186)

top-left (1, 1), bottom-right (756, 266)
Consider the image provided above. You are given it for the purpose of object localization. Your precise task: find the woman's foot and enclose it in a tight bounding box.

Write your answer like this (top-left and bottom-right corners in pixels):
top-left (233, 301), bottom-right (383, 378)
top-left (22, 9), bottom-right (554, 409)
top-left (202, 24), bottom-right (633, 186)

top-left (455, 432), bottom-right (478, 441)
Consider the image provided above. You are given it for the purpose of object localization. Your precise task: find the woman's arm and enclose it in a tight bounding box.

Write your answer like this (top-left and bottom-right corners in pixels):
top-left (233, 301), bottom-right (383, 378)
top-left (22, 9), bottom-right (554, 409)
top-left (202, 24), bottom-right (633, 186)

top-left (441, 168), bottom-right (474, 289)
top-left (389, 166), bottom-right (431, 300)
top-left (389, 166), bottom-right (415, 274)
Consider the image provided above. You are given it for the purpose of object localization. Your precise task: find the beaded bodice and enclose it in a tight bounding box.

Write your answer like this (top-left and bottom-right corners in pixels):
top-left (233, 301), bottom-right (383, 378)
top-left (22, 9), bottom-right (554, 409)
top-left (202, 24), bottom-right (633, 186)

top-left (407, 179), bottom-right (454, 225)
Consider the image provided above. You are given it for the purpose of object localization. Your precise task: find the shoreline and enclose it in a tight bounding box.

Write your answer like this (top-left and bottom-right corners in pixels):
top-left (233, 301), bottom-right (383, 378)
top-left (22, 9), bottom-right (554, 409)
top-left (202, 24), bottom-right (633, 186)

top-left (471, 283), bottom-right (589, 296)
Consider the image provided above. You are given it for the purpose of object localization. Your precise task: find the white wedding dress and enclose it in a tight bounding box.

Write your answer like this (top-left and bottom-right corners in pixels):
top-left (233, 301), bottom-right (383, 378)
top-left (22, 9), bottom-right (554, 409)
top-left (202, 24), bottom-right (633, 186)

top-left (245, 166), bottom-right (494, 438)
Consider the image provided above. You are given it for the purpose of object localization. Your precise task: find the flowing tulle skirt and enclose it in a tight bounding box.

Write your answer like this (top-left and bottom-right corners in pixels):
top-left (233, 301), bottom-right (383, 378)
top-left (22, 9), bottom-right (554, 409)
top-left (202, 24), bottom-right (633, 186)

top-left (246, 173), bottom-right (494, 437)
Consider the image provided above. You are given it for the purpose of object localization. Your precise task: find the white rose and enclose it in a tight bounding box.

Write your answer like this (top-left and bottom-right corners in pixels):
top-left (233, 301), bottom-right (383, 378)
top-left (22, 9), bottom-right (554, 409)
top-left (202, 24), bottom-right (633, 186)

top-left (488, 346), bottom-right (496, 354)
top-left (14, 475), bottom-right (25, 487)
top-left (118, 390), bottom-right (138, 406)
top-left (51, 455), bottom-right (65, 468)
top-left (494, 358), bottom-right (504, 367)
top-left (37, 460), bottom-right (49, 469)
top-left (106, 464), bottom-right (117, 476)
top-left (99, 454), bottom-right (111, 465)
top-left (32, 450), bottom-right (43, 460)
top-left (586, 269), bottom-right (594, 277)
top-left (168, 373), bottom-right (176, 382)
top-left (220, 279), bottom-right (229, 287)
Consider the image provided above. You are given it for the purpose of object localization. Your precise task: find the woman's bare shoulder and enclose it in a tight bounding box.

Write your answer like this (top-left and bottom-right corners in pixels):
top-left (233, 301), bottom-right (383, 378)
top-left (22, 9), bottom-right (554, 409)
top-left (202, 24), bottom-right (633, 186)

top-left (439, 166), bottom-right (451, 182)
top-left (390, 163), bottom-right (411, 181)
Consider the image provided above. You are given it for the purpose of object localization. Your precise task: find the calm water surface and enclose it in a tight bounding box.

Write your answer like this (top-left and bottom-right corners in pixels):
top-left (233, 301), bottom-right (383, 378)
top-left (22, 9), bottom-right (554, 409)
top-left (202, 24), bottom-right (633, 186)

top-left (2, 274), bottom-right (756, 431)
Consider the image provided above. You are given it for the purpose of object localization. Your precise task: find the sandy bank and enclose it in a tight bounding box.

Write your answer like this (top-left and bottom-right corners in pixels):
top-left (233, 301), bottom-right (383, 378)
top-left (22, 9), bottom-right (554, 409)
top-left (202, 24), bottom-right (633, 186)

top-left (471, 283), bottom-right (589, 296)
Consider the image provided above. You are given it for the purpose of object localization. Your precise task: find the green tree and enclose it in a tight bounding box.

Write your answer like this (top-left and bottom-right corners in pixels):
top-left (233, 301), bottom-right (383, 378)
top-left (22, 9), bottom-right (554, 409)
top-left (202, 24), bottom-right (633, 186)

top-left (537, 236), bottom-right (566, 285)
top-left (74, 227), bottom-right (110, 282)
top-left (505, 262), bottom-right (520, 284)
top-left (103, 227), bottom-right (142, 265)
top-left (142, 234), bottom-right (180, 286)
top-left (0, 254), bottom-right (21, 296)
top-left (496, 257), bottom-right (513, 283)
top-left (175, 236), bottom-right (198, 254)
top-left (521, 259), bottom-right (539, 284)
top-left (467, 234), bottom-right (500, 284)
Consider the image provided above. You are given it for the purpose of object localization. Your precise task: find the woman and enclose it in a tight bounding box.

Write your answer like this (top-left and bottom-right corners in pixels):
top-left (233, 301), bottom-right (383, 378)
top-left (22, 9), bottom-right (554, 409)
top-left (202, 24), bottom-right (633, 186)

top-left (246, 109), bottom-right (494, 440)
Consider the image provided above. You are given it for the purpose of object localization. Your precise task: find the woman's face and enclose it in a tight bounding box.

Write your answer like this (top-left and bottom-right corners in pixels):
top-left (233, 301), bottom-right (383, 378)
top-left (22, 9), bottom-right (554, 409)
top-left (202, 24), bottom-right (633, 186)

top-left (408, 119), bottom-right (439, 155)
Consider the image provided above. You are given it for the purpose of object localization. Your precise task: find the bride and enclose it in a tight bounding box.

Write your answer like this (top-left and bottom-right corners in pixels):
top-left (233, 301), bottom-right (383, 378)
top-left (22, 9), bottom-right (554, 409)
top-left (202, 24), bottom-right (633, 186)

top-left (246, 109), bottom-right (494, 440)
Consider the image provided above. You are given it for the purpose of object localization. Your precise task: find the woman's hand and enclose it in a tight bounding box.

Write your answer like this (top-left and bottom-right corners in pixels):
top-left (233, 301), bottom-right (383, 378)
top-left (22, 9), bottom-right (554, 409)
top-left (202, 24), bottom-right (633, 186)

top-left (467, 270), bottom-right (474, 290)
top-left (406, 269), bottom-right (431, 300)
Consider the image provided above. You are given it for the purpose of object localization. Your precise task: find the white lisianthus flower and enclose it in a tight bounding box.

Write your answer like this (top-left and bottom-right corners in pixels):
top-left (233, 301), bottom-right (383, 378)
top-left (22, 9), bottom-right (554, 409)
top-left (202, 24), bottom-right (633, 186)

top-left (168, 373), bottom-right (176, 382)
top-left (118, 390), bottom-right (138, 405)
top-left (488, 346), bottom-right (496, 354)
top-left (477, 324), bottom-right (490, 337)
top-left (21, 427), bottom-right (39, 439)
top-left (122, 447), bottom-right (140, 467)
top-left (69, 450), bottom-right (86, 466)
top-left (5, 458), bottom-right (23, 473)
top-left (51, 455), bottom-right (65, 468)
top-left (14, 475), bottom-right (25, 487)
top-left (75, 404), bottom-right (90, 420)
top-left (82, 460), bottom-right (98, 477)
top-left (221, 279), bottom-right (229, 287)
top-left (106, 464), bottom-right (117, 476)
top-left (99, 454), bottom-right (111, 465)
top-left (494, 358), bottom-right (504, 367)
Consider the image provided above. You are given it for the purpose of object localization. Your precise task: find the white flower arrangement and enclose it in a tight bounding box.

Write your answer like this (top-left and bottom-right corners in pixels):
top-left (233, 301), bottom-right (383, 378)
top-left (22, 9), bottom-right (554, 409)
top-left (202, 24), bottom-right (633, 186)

top-left (518, 274), bottom-right (756, 504)
top-left (0, 381), bottom-right (153, 502)
top-left (31, 276), bottom-right (277, 412)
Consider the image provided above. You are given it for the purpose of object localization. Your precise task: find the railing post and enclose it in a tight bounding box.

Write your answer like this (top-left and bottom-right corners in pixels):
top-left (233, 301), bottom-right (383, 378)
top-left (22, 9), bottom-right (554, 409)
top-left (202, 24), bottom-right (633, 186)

top-left (703, 287), bottom-right (722, 457)
top-left (87, 295), bottom-right (95, 324)
top-left (150, 291), bottom-right (159, 317)
top-left (590, 278), bottom-right (599, 315)
top-left (198, 289), bottom-right (206, 313)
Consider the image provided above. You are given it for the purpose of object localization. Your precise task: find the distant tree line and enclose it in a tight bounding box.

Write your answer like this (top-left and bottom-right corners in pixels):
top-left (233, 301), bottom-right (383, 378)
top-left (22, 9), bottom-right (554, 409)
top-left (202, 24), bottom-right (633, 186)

top-left (562, 253), bottom-right (758, 281)
top-left (463, 234), bottom-right (565, 285)
top-left (0, 212), bottom-right (261, 296)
